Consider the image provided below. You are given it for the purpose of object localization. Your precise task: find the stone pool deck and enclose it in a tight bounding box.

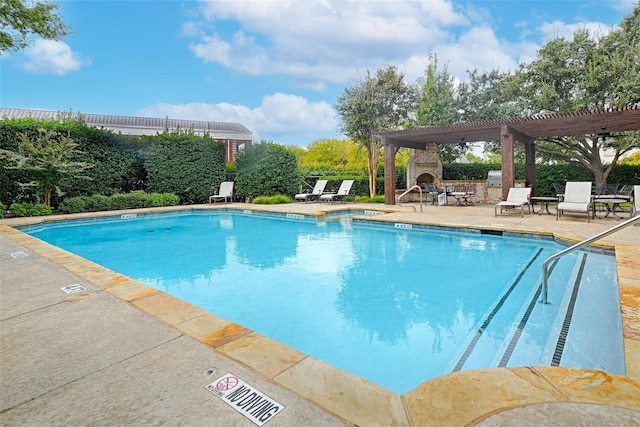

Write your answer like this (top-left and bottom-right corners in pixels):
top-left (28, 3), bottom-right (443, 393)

top-left (1, 202), bottom-right (639, 426)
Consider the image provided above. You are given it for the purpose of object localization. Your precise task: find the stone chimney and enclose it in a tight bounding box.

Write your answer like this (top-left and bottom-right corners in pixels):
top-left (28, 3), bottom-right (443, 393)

top-left (406, 143), bottom-right (443, 188)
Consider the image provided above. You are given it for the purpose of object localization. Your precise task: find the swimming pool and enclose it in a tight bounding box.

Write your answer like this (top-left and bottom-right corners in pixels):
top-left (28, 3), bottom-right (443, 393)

top-left (23, 210), bottom-right (625, 394)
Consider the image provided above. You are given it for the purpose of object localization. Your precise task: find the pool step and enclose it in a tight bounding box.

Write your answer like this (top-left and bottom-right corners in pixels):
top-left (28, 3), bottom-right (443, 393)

top-left (450, 249), bottom-right (623, 375)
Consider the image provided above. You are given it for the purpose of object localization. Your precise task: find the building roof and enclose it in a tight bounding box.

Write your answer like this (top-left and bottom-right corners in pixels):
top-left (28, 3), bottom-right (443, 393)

top-left (377, 105), bottom-right (640, 148)
top-left (0, 108), bottom-right (254, 140)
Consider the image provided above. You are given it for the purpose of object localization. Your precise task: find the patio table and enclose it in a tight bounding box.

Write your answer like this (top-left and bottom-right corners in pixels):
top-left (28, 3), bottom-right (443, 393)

top-left (531, 196), bottom-right (558, 215)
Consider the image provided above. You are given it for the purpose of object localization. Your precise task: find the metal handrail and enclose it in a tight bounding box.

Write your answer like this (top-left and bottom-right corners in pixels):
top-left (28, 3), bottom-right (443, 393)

top-left (541, 214), bottom-right (640, 304)
top-left (397, 185), bottom-right (423, 212)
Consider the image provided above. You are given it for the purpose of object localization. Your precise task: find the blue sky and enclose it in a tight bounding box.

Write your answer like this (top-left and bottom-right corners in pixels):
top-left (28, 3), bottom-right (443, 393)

top-left (1, 0), bottom-right (636, 146)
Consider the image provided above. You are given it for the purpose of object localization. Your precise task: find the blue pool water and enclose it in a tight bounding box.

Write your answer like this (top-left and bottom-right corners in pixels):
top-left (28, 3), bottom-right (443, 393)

top-left (23, 211), bottom-right (625, 394)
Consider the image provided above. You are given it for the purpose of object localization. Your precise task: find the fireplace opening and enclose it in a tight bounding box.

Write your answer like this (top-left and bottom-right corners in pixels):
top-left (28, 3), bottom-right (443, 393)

top-left (416, 173), bottom-right (435, 185)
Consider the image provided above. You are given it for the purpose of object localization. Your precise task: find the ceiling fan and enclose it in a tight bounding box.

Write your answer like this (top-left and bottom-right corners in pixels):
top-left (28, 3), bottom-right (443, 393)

top-left (597, 126), bottom-right (611, 142)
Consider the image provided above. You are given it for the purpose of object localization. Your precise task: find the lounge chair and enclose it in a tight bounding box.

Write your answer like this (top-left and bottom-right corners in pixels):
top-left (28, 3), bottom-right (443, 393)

top-left (209, 181), bottom-right (234, 203)
top-left (295, 180), bottom-right (328, 202)
top-left (494, 187), bottom-right (531, 217)
top-left (556, 182), bottom-right (592, 222)
top-left (633, 185), bottom-right (640, 217)
top-left (319, 180), bottom-right (354, 203)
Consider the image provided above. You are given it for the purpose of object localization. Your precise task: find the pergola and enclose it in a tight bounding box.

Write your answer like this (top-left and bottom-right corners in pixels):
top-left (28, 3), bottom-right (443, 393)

top-left (377, 105), bottom-right (640, 205)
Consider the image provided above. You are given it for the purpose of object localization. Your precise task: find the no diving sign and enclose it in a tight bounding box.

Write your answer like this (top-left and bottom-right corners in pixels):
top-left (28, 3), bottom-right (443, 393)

top-left (205, 373), bottom-right (284, 426)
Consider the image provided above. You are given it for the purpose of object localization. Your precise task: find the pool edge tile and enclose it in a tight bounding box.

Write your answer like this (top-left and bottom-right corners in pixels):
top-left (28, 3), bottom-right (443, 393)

top-left (106, 281), bottom-right (162, 301)
top-left (532, 366), bottom-right (640, 410)
top-left (403, 367), bottom-right (566, 427)
top-left (216, 332), bottom-right (307, 379)
top-left (275, 356), bottom-right (409, 427)
top-left (623, 338), bottom-right (640, 382)
top-left (177, 313), bottom-right (252, 348)
top-left (131, 292), bottom-right (208, 326)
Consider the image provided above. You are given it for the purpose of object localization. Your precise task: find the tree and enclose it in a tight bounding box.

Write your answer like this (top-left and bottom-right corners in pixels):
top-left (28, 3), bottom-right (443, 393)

top-left (298, 138), bottom-right (369, 171)
top-left (0, 128), bottom-right (92, 206)
top-left (509, 5), bottom-right (640, 186)
top-left (0, 0), bottom-right (70, 52)
top-left (336, 65), bottom-right (415, 196)
top-left (414, 53), bottom-right (464, 163)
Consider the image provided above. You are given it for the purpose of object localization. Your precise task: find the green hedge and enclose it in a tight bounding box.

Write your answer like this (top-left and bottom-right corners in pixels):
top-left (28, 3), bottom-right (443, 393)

top-left (58, 191), bottom-right (180, 214)
top-left (143, 134), bottom-right (226, 204)
top-left (236, 143), bottom-right (301, 199)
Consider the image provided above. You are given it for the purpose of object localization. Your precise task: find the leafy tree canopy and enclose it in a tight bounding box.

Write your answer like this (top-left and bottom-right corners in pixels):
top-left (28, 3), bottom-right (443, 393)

top-left (0, 0), bottom-right (70, 52)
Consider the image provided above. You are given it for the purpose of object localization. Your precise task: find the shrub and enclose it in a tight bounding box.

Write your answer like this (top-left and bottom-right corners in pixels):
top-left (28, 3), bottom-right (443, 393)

top-left (9, 202), bottom-right (32, 217)
top-left (31, 203), bottom-right (52, 216)
top-left (0, 201), bottom-right (4, 218)
top-left (58, 191), bottom-right (180, 213)
top-left (58, 196), bottom-right (88, 214)
top-left (160, 193), bottom-right (180, 206)
top-left (84, 194), bottom-right (112, 212)
top-left (110, 190), bottom-right (148, 210)
top-left (355, 195), bottom-right (385, 203)
top-left (6, 202), bottom-right (51, 216)
top-left (252, 194), bottom-right (293, 204)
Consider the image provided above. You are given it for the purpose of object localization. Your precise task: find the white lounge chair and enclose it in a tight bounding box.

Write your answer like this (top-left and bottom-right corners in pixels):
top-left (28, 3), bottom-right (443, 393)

top-left (556, 182), bottom-right (592, 222)
top-left (295, 180), bottom-right (328, 202)
top-left (495, 187), bottom-right (531, 217)
top-left (209, 181), bottom-right (234, 203)
top-left (633, 185), bottom-right (640, 217)
top-left (319, 180), bottom-right (354, 203)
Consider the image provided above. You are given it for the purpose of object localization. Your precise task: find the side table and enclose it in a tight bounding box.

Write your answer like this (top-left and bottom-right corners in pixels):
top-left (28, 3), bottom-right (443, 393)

top-left (530, 197), bottom-right (558, 215)
top-left (592, 197), bottom-right (628, 220)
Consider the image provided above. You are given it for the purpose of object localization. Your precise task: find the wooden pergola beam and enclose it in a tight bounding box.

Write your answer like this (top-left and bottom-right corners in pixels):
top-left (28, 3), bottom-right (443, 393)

top-left (377, 106), bottom-right (640, 205)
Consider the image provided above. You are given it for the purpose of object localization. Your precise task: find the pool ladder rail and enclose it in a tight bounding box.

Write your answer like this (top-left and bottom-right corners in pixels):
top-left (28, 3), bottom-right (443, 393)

top-left (397, 185), bottom-right (423, 212)
top-left (541, 214), bottom-right (640, 304)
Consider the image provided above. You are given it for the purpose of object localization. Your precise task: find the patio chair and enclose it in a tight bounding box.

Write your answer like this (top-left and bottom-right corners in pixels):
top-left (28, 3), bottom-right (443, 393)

top-left (209, 181), bottom-right (234, 203)
top-left (319, 180), bottom-right (354, 203)
top-left (421, 183), bottom-right (440, 206)
top-left (595, 183), bottom-right (619, 197)
top-left (633, 185), bottom-right (640, 217)
top-left (494, 187), bottom-right (531, 217)
top-left (556, 182), bottom-right (592, 222)
top-left (617, 184), bottom-right (634, 202)
top-left (295, 180), bottom-right (328, 202)
top-left (552, 183), bottom-right (565, 202)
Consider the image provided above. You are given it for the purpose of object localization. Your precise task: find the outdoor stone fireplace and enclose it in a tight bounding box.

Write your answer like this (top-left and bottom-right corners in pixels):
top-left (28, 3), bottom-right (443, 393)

top-left (406, 143), bottom-right (443, 188)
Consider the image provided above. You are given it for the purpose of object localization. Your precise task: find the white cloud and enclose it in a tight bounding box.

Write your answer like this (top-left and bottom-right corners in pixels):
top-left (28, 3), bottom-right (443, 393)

top-left (184, 0), bottom-right (624, 89)
top-left (17, 39), bottom-right (88, 75)
top-left (537, 20), bottom-right (613, 41)
top-left (136, 93), bottom-right (337, 145)
top-left (187, 0), bottom-right (468, 86)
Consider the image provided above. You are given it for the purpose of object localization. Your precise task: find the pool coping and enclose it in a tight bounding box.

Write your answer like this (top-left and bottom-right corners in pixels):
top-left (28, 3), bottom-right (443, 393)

top-left (2, 203), bottom-right (639, 426)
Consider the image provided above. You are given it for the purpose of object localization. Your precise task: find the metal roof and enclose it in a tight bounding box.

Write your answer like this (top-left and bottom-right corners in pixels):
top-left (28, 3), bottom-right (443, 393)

top-left (377, 105), bottom-right (640, 148)
top-left (0, 108), bottom-right (254, 140)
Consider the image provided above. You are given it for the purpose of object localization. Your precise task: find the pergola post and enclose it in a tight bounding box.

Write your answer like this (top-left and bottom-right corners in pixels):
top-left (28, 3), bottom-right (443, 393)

top-left (525, 141), bottom-right (536, 195)
top-left (501, 125), bottom-right (515, 198)
top-left (383, 138), bottom-right (396, 205)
